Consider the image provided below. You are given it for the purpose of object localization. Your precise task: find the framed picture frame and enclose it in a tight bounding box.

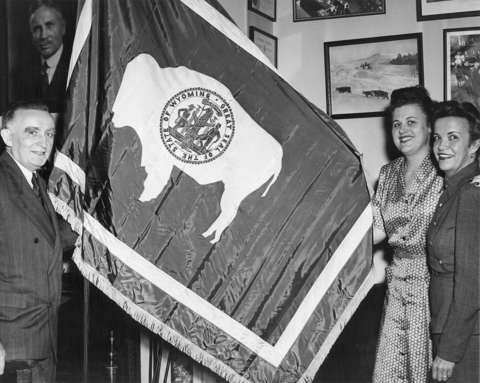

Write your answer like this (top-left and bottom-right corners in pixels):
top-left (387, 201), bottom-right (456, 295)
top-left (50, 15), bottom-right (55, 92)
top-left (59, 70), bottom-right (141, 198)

top-left (248, 0), bottom-right (276, 22)
top-left (249, 26), bottom-right (278, 68)
top-left (444, 27), bottom-right (480, 111)
top-left (293, 0), bottom-right (385, 22)
top-left (417, 0), bottom-right (480, 21)
top-left (324, 33), bottom-right (424, 119)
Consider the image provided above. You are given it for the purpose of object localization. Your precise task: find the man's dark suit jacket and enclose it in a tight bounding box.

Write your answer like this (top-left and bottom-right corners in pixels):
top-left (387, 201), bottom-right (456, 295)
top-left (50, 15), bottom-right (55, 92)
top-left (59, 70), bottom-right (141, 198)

top-left (0, 151), bottom-right (63, 361)
top-left (13, 47), bottom-right (70, 114)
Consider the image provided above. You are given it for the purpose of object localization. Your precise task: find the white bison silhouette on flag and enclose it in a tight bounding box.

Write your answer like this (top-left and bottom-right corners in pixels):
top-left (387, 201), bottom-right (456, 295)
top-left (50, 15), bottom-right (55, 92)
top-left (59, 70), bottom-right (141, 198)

top-left (112, 54), bottom-right (283, 243)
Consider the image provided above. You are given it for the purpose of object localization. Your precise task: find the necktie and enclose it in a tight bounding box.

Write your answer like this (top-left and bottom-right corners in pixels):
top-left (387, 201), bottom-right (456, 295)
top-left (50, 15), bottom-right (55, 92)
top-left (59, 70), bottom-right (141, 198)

top-left (40, 61), bottom-right (50, 94)
top-left (32, 173), bottom-right (49, 216)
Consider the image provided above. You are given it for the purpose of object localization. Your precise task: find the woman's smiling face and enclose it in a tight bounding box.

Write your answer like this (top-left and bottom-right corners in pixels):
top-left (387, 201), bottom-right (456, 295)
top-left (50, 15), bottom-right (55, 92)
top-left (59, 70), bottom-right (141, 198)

top-left (391, 103), bottom-right (431, 157)
top-left (433, 116), bottom-right (480, 177)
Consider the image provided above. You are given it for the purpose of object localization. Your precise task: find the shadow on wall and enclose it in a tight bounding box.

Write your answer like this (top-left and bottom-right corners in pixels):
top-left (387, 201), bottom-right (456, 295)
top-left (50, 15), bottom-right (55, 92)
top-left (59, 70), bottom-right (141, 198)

top-left (314, 284), bottom-right (386, 383)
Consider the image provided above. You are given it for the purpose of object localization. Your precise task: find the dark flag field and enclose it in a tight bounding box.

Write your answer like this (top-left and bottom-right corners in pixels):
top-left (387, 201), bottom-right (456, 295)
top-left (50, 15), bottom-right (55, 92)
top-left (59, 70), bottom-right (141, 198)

top-left (49, 0), bottom-right (374, 382)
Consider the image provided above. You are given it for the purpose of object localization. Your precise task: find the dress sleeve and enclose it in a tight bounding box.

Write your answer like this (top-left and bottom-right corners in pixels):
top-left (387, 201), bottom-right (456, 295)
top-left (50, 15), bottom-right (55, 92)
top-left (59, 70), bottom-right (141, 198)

top-left (437, 186), bottom-right (480, 362)
top-left (372, 166), bottom-right (387, 235)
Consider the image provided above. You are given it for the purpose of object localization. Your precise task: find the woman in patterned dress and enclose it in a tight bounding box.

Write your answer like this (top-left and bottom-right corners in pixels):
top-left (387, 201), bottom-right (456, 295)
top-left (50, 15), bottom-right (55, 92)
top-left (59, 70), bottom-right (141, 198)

top-left (372, 86), bottom-right (443, 383)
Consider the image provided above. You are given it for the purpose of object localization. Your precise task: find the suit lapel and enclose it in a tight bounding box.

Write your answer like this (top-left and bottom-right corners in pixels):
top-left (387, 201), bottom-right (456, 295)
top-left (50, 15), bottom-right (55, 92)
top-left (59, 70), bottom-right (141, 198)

top-left (1, 153), bottom-right (56, 247)
top-left (37, 175), bottom-right (60, 241)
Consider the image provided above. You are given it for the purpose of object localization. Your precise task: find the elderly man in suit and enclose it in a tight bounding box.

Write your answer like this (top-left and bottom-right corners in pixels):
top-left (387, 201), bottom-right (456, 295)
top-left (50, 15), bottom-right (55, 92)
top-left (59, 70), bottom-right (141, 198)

top-left (13, 0), bottom-right (70, 115)
top-left (0, 101), bottom-right (63, 382)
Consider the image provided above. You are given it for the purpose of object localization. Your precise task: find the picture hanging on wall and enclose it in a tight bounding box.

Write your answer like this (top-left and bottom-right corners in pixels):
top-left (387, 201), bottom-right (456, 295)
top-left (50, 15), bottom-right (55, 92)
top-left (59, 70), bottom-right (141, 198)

top-left (417, 0), bottom-right (480, 21)
top-left (249, 26), bottom-right (278, 68)
top-left (444, 27), bottom-right (480, 111)
top-left (248, 0), bottom-right (276, 22)
top-left (293, 0), bottom-right (385, 22)
top-left (324, 33), bottom-right (424, 119)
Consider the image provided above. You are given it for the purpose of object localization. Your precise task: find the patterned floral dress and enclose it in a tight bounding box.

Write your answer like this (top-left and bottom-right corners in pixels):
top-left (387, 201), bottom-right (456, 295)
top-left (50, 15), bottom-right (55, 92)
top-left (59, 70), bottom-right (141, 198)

top-left (372, 155), bottom-right (443, 383)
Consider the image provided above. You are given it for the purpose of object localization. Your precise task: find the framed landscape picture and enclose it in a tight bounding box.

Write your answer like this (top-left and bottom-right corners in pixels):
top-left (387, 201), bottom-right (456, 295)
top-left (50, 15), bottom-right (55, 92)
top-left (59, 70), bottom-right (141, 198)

top-left (249, 27), bottom-right (278, 68)
top-left (293, 0), bottom-right (385, 22)
top-left (248, 0), bottom-right (276, 21)
top-left (417, 0), bottom-right (480, 21)
top-left (444, 27), bottom-right (480, 110)
top-left (324, 33), bottom-right (424, 119)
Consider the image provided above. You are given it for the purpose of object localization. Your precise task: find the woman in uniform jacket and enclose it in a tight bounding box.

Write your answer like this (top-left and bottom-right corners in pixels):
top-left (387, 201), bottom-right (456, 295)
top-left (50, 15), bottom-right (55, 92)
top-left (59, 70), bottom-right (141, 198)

top-left (428, 100), bottom-right (480, 383)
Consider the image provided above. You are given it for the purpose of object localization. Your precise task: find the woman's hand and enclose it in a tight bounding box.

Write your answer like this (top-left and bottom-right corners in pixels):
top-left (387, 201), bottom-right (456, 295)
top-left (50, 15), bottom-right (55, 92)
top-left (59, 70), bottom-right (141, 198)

top-left (372, 251), bottom-right (387, 284)
top-left (0, 342), bottom-right (5, 375)
top-left (471, 174), bottom-right (480, 187)
top-left (432, 356), bottom-right (455, 381)
top-left (373, 226), bottom-right (386, 245)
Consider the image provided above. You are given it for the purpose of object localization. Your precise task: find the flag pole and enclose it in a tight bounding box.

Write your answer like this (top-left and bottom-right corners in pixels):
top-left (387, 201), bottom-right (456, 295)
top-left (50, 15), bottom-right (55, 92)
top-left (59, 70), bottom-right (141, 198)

top-left (82, 279), bottom-right (90, 383)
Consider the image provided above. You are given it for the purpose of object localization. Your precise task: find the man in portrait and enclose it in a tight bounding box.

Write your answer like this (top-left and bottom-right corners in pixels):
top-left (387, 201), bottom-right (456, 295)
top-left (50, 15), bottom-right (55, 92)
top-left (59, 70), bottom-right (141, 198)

top-left (12, 0), bottom-right (70, 115)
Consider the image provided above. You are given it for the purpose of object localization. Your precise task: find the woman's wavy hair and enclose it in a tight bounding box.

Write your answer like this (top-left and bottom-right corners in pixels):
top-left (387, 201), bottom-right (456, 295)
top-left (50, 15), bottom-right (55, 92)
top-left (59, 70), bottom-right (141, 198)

top-left (385, 86), bottom-right (435, 129)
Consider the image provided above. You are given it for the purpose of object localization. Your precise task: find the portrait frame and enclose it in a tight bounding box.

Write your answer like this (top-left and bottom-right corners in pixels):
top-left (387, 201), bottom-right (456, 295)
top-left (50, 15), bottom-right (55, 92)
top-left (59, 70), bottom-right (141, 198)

top-left (444, 27), bottom-right (480, 111)
top-left (417, 0), bottom-right (480, 21)
top-left (324, 33), bottom-right (424, 119)
top-left (248, 0), bottom-right (277, 22)
top-left (249, 26), bottom-right (278, 68)
top-left (293, 0), bottom-right (385, 22)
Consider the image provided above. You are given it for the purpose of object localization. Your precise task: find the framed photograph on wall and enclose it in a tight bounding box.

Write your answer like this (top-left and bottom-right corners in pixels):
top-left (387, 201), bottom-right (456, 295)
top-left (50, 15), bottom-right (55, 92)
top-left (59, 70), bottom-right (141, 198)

top-left (248, 0), bottom-right (276, 21)
top-left (249, 26), bottom-right (278, 67)
top-left (324, 33), bottom-right (424, 119)
top-left (444, 27), bottom-right (480, 111)
top-left (417, 0), bottom-right (480, 21)
top-left (293, 0), bottom-right (385, 22)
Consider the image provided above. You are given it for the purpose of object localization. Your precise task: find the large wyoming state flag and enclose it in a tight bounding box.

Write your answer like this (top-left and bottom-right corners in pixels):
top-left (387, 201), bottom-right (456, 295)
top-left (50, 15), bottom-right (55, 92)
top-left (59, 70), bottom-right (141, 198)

top-left (50, 0), bottom-right (374, 382)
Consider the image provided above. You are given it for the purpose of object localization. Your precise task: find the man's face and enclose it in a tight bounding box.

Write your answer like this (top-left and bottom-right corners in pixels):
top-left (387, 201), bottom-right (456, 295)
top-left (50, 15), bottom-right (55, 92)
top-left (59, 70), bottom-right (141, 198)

top-left (30, 5), bottom-right (65, 59)
top-left (1, 109), bottom-right (55, 171)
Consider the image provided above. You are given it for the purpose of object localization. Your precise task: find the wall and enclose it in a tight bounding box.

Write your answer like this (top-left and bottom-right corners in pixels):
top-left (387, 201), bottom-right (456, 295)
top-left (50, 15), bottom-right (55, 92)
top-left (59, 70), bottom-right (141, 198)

top-left (219, 0), bottom-right (248, 33)
top-left (222, 0), bottom-right (480, 186)
top-left (278, 0), bottom-right (480, 186)
top-left (219, 0), bottom-right (273, 35)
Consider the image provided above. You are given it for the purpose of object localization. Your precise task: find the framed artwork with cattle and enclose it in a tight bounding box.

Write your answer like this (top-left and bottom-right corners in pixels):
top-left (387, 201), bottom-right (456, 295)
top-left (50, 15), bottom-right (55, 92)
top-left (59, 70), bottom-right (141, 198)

top-left (293, 0), bottom-right (385, 22)
top-left (417, 0), bottom-right (480, 21)
top-left (444, 27), bottom-right (480, 111)
top-left (324, 33), bottom-right (424, 119)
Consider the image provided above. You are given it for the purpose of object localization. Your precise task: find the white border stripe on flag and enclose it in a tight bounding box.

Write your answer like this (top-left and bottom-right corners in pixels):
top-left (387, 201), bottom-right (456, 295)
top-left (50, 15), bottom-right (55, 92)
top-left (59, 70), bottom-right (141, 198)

top-left (275, 205), bottom-right (372, 351)
top-left (67, 0), bottom-right (92, 85)
top-left (54, 151), bottom-right (86, 193)
top-left (180, 0), bottom-right (278, 74)
top-left (57, 0), bottom-right (373, 368)
top-left (300, 270), bottom-right (375, 382)
top-left (52, 160), bottom-right (371, 366)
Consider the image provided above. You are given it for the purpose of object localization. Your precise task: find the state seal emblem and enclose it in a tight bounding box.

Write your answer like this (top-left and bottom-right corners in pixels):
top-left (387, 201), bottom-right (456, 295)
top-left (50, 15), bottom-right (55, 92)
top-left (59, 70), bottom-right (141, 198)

top-left (159, 87), bottom-right (235, 164)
